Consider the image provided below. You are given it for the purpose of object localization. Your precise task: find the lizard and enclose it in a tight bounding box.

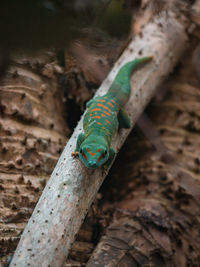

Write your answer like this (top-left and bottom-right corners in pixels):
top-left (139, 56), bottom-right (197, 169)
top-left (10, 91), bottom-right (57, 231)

top-left (72, 56), bottom-right (153, 171)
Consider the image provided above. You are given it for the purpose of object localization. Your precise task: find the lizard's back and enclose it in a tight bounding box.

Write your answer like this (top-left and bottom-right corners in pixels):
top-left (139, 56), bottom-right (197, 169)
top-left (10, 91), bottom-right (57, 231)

top-left (83, 93), bottom-right (120, 145)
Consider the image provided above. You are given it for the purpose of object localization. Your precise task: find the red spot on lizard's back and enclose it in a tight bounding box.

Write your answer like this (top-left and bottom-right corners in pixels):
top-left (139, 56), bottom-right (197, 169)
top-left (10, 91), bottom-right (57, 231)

top-left (97, 103), bottom-right (112, 113)
top-left (108, 102), bottom-right (114, 107)
top-left (93, 116), bottom-right (101, 119)
top-left (103, 111), bottom-right (111, 116)
top-left (91, 108), bottom-right (101, 112)
top-left (111, 99), bottom-right (117, 104)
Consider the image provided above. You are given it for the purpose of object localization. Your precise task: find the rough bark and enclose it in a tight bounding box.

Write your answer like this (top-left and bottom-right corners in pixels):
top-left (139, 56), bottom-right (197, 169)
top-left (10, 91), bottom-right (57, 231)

top-left (86, 41), bottom-right (200, 267)
top-left (10, 9), bottom-right (192, 267)
top-left (0, 52), bottom-right (68, 264)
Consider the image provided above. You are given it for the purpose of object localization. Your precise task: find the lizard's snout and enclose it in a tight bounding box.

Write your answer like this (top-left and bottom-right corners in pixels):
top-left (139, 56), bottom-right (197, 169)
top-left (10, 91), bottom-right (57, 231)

top-left (87, 160), bottom-right (97, 169)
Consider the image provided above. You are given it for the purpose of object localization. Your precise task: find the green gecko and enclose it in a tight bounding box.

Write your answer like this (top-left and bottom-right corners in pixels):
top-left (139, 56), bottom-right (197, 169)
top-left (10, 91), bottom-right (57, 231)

top-left (72, 56), bottom-right (153, 170)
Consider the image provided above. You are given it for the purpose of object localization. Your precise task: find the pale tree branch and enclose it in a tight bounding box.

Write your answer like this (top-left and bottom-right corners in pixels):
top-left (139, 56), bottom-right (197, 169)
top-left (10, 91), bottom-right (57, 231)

top-left (10, 10), bottom-right (191, 267)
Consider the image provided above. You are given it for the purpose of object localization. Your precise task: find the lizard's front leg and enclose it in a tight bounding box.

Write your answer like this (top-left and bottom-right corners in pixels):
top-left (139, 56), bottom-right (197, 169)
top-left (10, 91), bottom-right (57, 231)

top-left (72, 132), bottom-right (85, 158)
top-left (102, 148), bottom-right (116, 175)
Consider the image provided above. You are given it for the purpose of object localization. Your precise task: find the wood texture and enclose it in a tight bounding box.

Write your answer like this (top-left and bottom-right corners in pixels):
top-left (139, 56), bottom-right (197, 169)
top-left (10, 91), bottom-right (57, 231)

top-left (0, 52), bottom-right (68, 264)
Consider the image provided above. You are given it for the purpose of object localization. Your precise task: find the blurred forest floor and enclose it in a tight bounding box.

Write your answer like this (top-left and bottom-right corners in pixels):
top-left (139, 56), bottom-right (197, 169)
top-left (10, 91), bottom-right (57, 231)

top-left (0, 1), bottom-right (200, 266)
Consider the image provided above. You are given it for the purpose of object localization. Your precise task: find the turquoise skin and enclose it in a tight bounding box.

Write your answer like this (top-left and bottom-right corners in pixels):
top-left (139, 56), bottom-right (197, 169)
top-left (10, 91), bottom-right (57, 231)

top-left (73, 57), bottom-right (153, 170)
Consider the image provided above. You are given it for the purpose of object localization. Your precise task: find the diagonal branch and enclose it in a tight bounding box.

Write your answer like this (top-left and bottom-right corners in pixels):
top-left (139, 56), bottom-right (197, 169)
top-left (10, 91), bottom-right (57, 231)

top-left (10, 11), bottom-right (191, 267)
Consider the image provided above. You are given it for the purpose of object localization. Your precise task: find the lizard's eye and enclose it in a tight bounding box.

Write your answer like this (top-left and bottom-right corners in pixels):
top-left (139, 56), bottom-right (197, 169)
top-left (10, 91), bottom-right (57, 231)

top-left (104, 149), bottom-right (107, 156)
top-left (80, 148), bottom-right (83, 154)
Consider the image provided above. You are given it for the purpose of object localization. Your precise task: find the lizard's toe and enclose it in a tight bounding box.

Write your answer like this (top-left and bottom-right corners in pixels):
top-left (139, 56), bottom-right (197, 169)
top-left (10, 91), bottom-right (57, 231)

top-left (72, 152), bottom-right (79, 158)
top-left (102, 165), bottom-right (108, 176)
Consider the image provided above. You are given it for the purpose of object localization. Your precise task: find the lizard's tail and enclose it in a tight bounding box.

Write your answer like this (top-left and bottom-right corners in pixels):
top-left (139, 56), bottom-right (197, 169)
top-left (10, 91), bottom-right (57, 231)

top-left (108, 56), bottom-right (153, 106)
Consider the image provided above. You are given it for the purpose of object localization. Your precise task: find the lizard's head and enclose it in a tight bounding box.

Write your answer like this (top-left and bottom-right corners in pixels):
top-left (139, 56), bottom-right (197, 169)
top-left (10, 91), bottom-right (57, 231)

top-left (79, 137), bottom-right (109, 169)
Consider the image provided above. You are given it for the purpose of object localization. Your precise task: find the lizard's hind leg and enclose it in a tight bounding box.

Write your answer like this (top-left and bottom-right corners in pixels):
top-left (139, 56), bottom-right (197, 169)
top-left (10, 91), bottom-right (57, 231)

top-left (118, 108), bottom-right (131, 129)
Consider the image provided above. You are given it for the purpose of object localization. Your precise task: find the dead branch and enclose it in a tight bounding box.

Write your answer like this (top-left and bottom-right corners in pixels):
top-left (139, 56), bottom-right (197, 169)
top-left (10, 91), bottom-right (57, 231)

top-left (10, 10), bottom-right (191, 267)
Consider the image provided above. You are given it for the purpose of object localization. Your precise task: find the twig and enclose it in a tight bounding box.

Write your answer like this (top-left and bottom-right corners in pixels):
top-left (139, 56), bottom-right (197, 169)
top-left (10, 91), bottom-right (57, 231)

top-left (10, 11), bottom-right (190, 267)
